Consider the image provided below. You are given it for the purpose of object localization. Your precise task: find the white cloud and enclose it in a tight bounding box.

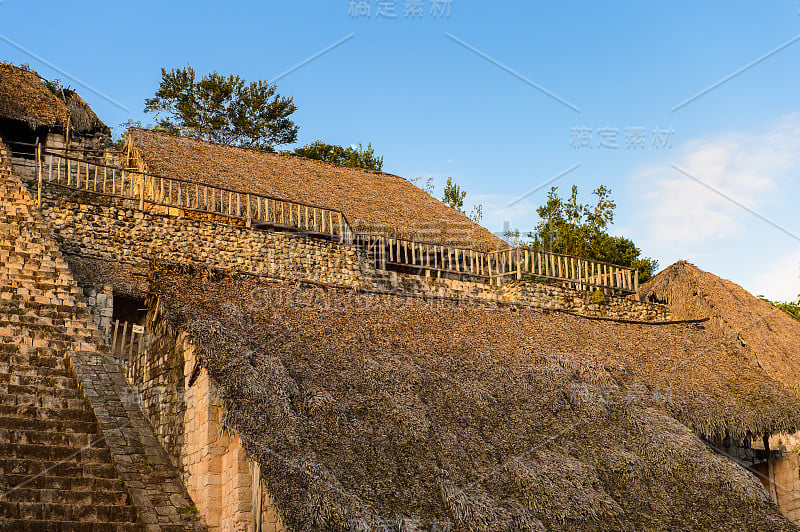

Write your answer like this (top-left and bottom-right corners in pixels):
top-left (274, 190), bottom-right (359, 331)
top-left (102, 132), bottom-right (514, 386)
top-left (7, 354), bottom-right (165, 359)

top-left (634, 113), bottom-right (800, 245)
top-left (749, 250), bottom-right (800, 302)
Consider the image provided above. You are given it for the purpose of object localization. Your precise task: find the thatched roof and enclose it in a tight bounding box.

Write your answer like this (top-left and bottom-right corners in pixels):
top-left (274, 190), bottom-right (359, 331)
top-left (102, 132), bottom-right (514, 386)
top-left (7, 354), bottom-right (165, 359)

top-left (0, 63), bottom-right (108, 135)
top-left (126, 128), bottom-right (506, 250)
top-left (148, 264), bottom-right (800, 531)
top-left (0, 62), bottom-right (68, 129)
top-left (641, 261), bottom-right (800, 396)
top-left (60, 88), bottom-right (110, 136)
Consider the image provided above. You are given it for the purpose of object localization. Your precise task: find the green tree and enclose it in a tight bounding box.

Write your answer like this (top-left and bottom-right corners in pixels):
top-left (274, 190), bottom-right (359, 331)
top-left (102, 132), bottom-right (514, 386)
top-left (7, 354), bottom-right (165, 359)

top-left (441, 177), bottom-right (483, 223)
top-left (759, 294), bottom-right (800, 322)
top-left (144, 65), bottom-right (298, 151)
top-left (287, 140), bottom-right (383, 171)
top-left (521, 185), bottom-right (658, 283)
top-left (442, 177), bottom-right (466, 212)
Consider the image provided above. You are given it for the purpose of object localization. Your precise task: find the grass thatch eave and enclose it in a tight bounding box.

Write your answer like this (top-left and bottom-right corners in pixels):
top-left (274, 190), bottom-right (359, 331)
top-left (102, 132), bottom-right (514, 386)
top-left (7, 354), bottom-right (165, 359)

top-left (125, 128), bottom-right (506, 251)
top-left (147, 264), bottom-right (800, 531)
top-left (0, 62), bottom-right (69, 130)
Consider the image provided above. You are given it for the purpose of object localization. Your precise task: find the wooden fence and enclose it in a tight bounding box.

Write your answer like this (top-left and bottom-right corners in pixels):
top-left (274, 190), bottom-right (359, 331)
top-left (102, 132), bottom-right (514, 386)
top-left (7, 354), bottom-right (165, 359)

top-left (35, 148), bottom-right (638, 296)
top-left (36, 149), bottom-right (355, 244)
top-left (357, 234), bottom-right (638, 295)
top-left (110, 320), bottom-right (150, 364)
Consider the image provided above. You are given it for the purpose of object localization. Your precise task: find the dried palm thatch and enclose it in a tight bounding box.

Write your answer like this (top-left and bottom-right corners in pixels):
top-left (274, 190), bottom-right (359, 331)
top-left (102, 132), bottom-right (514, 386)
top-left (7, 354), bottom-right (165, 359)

top-left (59, 89), bottom-right (110, 135)
top-left (641, 261), bottom-right (800, 396)
top-left (0, 62), bottom-right (68, 129)
top-left (126, 128), bottom-right (506, 251)
top-left (64, 254), bottom-right (149, 298)
top-left (149, 264), bottom-right (800, 531)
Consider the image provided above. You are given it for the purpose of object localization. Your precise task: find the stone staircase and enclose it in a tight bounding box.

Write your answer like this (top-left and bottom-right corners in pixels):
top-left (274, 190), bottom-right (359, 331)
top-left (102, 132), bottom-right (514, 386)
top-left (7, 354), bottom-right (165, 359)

top-left (0, 141), bottom-right (205, 531)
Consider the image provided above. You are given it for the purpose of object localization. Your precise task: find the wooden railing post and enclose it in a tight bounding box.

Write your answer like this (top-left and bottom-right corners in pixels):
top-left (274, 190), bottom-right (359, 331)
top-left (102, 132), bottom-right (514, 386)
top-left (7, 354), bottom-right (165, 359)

top-left (36, 141), bottom-right (42, 207)
top-left (246, 194), bottom-right (252, 228)
top-left (139, 174), bottom-right (145, 210)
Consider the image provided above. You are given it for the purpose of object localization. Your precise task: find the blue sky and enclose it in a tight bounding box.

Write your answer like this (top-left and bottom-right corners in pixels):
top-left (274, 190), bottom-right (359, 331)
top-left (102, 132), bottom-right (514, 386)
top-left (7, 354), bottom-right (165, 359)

top-left (2, 1), bottom-right (799, 300)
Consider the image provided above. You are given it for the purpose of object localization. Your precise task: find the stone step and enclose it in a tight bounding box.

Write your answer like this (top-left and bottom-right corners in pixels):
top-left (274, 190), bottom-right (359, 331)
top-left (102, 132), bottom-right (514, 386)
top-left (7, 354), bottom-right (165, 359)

top-left (0, 372), bottom-right (78, 390)
top-left (0, 351), bottom-right (68, 369)
top-left (0, 362), bottom-right (70, 378)
top-left (0, 414), bottom-right (98, 434)
top-left (0, 392), bottom-right (85, 410)
top-left (0, 474), bottom-right (127, 493)
top-left (0, 520), bottom-right (144, 532)
top-left (0, 442), bottom-right (111, 464)
top-left (1, 487), bottom-right (130, 506)
top-left (0, 501), bottom-right (138, 523)
top-left (0, 458), bottom-right (118, 479)
top-left (0, 427), bottom-right (96, 447)
top-left (0, 381), bottom-right (83, 400)
top-left (0, 404), bottom-right (97, 422)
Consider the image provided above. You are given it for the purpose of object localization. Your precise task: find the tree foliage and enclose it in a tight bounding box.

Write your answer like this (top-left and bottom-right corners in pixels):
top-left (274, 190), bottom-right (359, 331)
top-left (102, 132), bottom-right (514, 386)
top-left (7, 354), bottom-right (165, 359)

top-left (287, 141), bottom-right (383, 171)
top-left (442, 177), bottom-right (466, 212)
top-left (144, 66), bottom-right (298, 151)
top-left (513, 185), bottom-right (658, 283)
top-left (441, 177), bottom-right (483, 223)
top-left (759, 295), bottom-right (800, 322)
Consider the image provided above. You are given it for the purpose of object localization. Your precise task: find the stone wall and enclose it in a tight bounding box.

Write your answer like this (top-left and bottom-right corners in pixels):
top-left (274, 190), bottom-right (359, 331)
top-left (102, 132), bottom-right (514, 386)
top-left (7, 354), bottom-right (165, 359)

top-left (81, 283), bottom-right (114, 343)
top-left (34, 194), bottom-right (671, 322)
top-left (773, 453), bottom-right (800, 524)
top-left (497, 279), bottom-right (672, 321)
top-left (0, 139), bottom-right (207, 530)
top-left (760, 433), bottom-right (800, 524)
top-left (9, 131), bottom-right (109, 182)
top-left (129, 301), bottom-right (285, 532)
top-left (38, 196), bottom-right (367, 288)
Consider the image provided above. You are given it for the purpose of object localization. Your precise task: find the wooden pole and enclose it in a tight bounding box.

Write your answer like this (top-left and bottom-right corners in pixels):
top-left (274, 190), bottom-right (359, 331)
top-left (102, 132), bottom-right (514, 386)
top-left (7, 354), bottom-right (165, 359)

top-left (247, 194), bottom-right (252, 228)
top-left (36, 141), bottom-right (42, 207)
top-left (764, 435), bottom-right (778, 504)
top-left (253, 462), bottom-right (263, 532)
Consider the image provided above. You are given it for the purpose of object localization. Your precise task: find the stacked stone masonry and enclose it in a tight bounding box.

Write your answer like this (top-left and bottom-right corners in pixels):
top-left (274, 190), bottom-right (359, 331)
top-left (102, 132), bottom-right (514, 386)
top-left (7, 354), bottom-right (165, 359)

top-left (31, 191), bottom-right (671, 321)
top-left (0, 142), bottom-right (206, 531)
top-left (7, 151), bottom-right (675, 532)
top-left (131, 306), bottom-right (285, 532)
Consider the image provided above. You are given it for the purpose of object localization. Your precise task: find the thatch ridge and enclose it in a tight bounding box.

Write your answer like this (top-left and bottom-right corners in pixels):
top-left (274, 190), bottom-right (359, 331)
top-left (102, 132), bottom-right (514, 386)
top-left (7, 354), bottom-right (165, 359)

top-left (149, 264), bottom-right (800, 531)
top-left (60, 88), bottom-right (110, 135)
top-left (641, 261), bottom-right (800, 395)
top-left (0, 62), bottom-right (68, 129)
top-left (126, 128), bottom-right (506, 251)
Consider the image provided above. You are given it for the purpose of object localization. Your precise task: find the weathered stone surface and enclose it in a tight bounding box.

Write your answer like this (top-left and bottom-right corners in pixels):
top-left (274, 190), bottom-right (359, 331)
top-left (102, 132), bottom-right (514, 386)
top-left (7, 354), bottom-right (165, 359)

top-left (0, 140), bottom-right (207, 531)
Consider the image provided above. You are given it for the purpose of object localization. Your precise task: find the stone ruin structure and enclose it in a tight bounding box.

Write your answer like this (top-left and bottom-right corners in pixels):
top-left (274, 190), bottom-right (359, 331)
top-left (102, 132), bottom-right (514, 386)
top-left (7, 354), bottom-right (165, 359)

top-left (1, 62), bottom-right (799, 530)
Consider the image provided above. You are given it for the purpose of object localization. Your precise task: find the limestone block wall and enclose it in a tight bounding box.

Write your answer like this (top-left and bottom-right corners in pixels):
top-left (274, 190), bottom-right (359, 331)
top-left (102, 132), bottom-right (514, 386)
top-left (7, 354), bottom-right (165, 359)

top-left (497, 279), bottom-right (672, 321)
top-left (38, 197), bottom-right (366, 288)
top-left (33, 193), bottom-right (671, 321)
top-left (82, 283), bottom-right (114, 343)
top-left (129, 303), bottom-right (285, 532)
top-left (773, 454), bottom-right (800, 524)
